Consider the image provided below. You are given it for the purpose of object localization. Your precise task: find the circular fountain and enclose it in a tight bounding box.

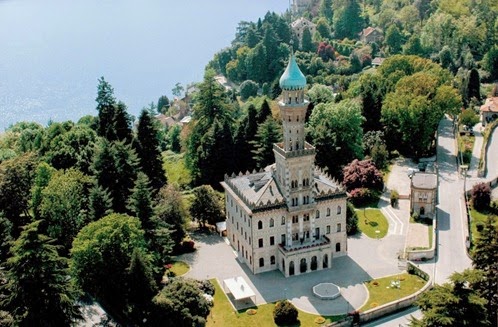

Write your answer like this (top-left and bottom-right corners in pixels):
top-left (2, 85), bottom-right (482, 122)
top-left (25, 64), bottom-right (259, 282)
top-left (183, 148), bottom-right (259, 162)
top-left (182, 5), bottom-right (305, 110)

top-left (312, 283), bottom-right (342, 300)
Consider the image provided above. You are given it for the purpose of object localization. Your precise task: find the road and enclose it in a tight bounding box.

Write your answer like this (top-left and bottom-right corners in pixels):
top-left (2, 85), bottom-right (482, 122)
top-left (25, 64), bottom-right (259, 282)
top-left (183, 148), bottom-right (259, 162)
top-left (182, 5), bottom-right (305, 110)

top-left (433, 116), bottom-right (472, 284)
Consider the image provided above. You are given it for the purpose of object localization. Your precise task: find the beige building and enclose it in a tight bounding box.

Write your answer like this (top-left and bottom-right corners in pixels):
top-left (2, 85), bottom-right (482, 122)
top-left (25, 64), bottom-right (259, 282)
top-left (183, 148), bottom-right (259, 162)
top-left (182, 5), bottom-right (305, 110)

top-left (410, 172), bottom-right (437, 219)
top-left (359, 27), bottom-right (383, 44)
top-left (291, 17), bottom-right (316, 49)
top-left (480, 97), bottom-right (498, 126)
top-left (221, 55), bottom-right (348, 277)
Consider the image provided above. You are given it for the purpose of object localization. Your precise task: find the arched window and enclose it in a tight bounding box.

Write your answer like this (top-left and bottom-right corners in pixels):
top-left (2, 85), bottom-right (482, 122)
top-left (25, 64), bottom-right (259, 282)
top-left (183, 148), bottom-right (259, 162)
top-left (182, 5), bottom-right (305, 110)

top-left (281, 216), bottom-right (286, 225)
top-left (316, 210), bottom-right (320, 218)
top-left (289, 261), bottom-right (295, 276)
top-left (269, 218), bottom-right (274, 227)
top-left (337, 205), bottom-right (342, 215)
top-left (311, 256), bottom-right (318, 271)
top-left (271, 255), bottom-right (275, 265)
top-left (323, 254), bottom-right (329, 268)
top-left (300, 258), bottom-right (307, 273)
top-left (336, 242), bottom-right (341, 252)
top-left (259, 257), bottom-right (264, 267)
top-left (337, 223), bottom-right (342, 232)
top-left (326, 208), bottom-right (331, 216)
top-left (258, 220), bottom-right (263, 230)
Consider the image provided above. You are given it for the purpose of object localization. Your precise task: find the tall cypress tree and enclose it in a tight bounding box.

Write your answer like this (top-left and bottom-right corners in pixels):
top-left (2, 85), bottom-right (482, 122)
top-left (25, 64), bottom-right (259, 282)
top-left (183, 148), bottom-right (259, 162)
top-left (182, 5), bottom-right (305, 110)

top-left (1, 220), bottom-right (80, 326)
top-left (234, 104), bottom-right (258, 172)
top-left (113, 101), bottom-right (133, 143)
top-left (251, 117), bottom-right (282, 169)
top-left (136, 110), bottom-right (167, 192)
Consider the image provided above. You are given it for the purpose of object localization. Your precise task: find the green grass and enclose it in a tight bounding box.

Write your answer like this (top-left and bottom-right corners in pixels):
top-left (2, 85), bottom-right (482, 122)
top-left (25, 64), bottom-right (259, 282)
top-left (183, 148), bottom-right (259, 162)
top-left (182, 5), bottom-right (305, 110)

top-left (357, 209), bottom-right (389, 239)
top-left (359, 273), bottom-right (428, 312)
top-left (470, 208), bottom-right (498, 245)
top-left (169, 260), bottom-right (190, 276)
top-left (207, 279), bottom-right (344, 327)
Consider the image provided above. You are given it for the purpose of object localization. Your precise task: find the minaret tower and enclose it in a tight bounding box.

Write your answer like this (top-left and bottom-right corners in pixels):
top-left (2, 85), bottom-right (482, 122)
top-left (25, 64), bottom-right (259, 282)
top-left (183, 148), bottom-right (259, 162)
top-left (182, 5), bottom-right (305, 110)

top-left (273, 54), bottom-right (316, 245)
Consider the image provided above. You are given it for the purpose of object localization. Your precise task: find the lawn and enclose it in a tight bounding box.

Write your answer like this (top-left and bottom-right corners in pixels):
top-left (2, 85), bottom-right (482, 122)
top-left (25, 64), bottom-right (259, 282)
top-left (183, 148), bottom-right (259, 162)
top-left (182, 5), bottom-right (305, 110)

top-left (357, 209), bottom-right (389, 239)
top-left (470, 207), bottom-right (497, 245)
top-left (359, 273), bottom-right (427, 312)
top-left (207, 279), bottom-right (344, 327)
top-left (169, 260), bottom-right (190, 276)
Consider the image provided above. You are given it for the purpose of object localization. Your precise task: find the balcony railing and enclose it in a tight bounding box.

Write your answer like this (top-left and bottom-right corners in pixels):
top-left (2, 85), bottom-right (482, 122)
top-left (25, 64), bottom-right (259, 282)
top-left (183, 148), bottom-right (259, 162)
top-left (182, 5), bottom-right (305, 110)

top-left (278, 235), bottom-right (330, 253)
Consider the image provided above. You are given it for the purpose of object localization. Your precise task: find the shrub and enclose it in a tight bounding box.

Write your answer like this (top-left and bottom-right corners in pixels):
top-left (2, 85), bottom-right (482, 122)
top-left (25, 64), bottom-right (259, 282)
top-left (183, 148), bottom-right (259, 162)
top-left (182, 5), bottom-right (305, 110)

top-left (475, 221), bottom-right (485, 232)
top-left (390, 190), bottom-right (399, 207)
top-left (343, 159), bottom-right (384, 192)
top-left (198, 280), bottom-right (215, 296)
top-left (412, 212), bottom-right (420, 222)
top-left (273, 300), bottom-right (298, 326)
top-left (180, 240), bottom-right (196, 253)
top-left (471, 182), bottom-right (491, 211)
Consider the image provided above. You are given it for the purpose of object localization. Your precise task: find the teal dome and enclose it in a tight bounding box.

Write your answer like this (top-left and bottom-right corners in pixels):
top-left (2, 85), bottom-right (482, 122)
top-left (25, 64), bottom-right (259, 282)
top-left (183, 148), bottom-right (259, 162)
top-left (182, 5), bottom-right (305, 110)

top-left (279, 54), bottom-right (307, 90)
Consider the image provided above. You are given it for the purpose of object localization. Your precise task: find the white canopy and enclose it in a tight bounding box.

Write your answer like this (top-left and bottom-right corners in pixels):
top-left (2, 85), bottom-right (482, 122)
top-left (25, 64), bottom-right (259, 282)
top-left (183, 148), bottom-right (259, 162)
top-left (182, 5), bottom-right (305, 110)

top-left (223, 276), bottom-right (256, 301)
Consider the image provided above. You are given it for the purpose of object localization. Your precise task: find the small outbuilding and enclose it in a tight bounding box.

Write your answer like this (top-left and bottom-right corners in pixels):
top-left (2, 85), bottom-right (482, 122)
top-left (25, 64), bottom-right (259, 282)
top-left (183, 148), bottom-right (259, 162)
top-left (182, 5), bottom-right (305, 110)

top-left (223, 276), bottom-right (256, 308)
top-left (480, 97), bottom-right (498, 127)
top-left (410, 172), bottom-right (437, 219)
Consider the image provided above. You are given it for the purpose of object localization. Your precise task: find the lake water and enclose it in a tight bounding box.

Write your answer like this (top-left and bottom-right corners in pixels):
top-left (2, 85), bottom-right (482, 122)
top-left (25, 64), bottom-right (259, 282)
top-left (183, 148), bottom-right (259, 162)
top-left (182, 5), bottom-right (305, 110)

top-left (0, 0), bottom-right (288, 130)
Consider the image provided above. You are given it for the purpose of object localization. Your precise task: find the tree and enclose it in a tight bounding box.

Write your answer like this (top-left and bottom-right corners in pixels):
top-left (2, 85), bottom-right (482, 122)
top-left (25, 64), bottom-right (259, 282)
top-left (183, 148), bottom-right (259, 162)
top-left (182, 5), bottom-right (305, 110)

top-left (167, 125), bottom-right (182, 153)
top-left (459, 109), bottom-right (480, 128)
top-left (233, 104), bottom-right (259, 172)
top-left (471, 216), bottom-right (498, 325)
top-left (155, 185), bottom-right (187, 247)
top-left (317, 42), bottom-right (335, 61)
top-left (70, 213), bottom-right (150, 314)
top-left (150, 278), bottom-right (212, 326)
top-left (0, 153), bottom-right (37, 233)
top-left (251, 117), bottom-right (282, 169)
top-left (385, 25), bottom-right (403, 55)
top-left (0, 213), bottom-right (12, 262)
top-left (40, 169), bottom-right (93, 253)
top-left (273, 300), bottom-right (298, 326)
top-left (483, 47), bottom-right (498, 81)
top-left (320, 0), bottom-right (334, 23)
top-left (239, 80), bottom-right (259, 101)
top-left (31, 162), bottom-right (55, 220)
top-left (157, 95), bottom-right (170, 114)
top-left (190, 185), bottom-right (224, 228)
top-left (411, 269), bottom-right (490, 326)
top-left (471, 182), bottom-right (491, 211)
top-left (403, 35), bottom-right (425, 56)
top-left (92, 139), bottom-right (139, 213)
top-left (96, 76), bottom-right (117, 139)
top-left (343, 159), bottom-right (384, 192)
top-left (467, 68), bottom-right (481, 102)
top-left (136, 110), bottom-right (167, 192)
top-left (1, 220), bottom-right (80, 326)
top-left (346, 201), bottom-right (359, 235)
top-left (308, 99), bottom-right (364, 178)
top-left (333, 0), bottom-right (364, 40)
top-left (316, 18), bottom-right (331, 39)
top-left (172, 82), bottom-right (184, 98)
top-left (301, 28), bottom-right (315, 52)
top-left (113, 101), bottom-right (133, 143)
top-left (256, 98), bottom-right (272, 124)
top-left (88, 183), bottom-right (113, 222)
top-left (128, 172), bottom-right (154, 233)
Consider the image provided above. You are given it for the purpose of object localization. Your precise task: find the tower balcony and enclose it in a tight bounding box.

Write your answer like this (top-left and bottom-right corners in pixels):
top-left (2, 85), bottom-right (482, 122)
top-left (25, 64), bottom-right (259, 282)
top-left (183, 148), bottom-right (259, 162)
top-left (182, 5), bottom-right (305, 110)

top-left (273, 142), bottom-right (315, 159)
top-left (278, 235), bottom-right (331, 254)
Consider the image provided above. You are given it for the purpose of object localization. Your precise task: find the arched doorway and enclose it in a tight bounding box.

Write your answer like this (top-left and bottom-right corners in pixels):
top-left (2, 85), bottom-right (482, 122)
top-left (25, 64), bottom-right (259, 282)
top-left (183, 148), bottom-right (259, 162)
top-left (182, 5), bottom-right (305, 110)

top-left (289, 261), bottom-right (295, 276)
top-left (300, 258), bottom-right (307, 273)
top-left (311, 256), bottom-right (318, 270)
top-left (420, 206), bottom-right (425, 216)
top-left (323, 254), bottom-right (329, 268)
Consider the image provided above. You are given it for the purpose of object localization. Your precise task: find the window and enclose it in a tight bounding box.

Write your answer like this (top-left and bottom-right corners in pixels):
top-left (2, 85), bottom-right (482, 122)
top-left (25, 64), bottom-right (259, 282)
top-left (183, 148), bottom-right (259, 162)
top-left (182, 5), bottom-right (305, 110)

top-left (337, 206), bottom-right (342, 215)
top-left (232, 216), bottom-right (234, 223)
top-left (232, 235), bottom-right (235, 242)
top-left (337, 223), bottom-right (342, 232)
top-left (326, 225), bottom-right (331, 234)
top-left (249, 237), bottom-right (251, 245)
top-left (258, 238), bottom-right (263, 248)
top-left (241, 227), bottom-right (243, 235)
top-left (236, 222), bottom-right (239, 230)
top-left (269, 218), bottom-right (274, 227)
top-left (248, 219), bottom-right (250, 227)
top-left (281, 216), bottom-right (286, 225)
top-left (326, 208), bottom-right (331, 216)
top-left (315, 227), bottom-right (320, 239)
top-left (304, 214), bottom-right (309, 222)
top-left (270, 236), bottom-right (275, 246)
top-left (271, 256), bottom-right (276, 265)
top-left (336, 242), bottom-right (341, 252)
top-left (259, 257), bottom-right (264, 267)
top-left (316, 210), bottom-right (320, 219)
top-left (292, 215), bottom-right (298, 224)
top-left (244, 232), bottom-right (247, 240)
top-left (258, 220), bottom-right (263, 230)
top-left (281, 234), bottom-right (286, 245)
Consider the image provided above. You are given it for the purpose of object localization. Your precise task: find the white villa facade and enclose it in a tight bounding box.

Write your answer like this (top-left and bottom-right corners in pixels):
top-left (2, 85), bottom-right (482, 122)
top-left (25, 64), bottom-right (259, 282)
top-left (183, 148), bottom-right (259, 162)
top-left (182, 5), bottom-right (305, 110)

top-left (221, 55), bottom-right (348, 277)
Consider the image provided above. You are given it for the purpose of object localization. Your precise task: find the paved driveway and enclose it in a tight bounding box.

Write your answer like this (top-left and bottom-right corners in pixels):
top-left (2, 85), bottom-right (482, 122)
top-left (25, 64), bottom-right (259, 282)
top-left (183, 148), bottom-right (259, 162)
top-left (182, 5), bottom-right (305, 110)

top-left (180, 229), bottom-right (404, 316)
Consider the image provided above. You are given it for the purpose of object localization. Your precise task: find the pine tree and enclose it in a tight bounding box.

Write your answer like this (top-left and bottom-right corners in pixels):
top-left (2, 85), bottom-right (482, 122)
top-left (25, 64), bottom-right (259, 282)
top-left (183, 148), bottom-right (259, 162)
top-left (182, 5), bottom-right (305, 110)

top-left (128, 172), bottom-right (154, 232)
top-left (320, 0), bottom-right (334, 23)
top-left (136, 110), bottom-right (167, 192)
top-left (333, 0), bottom-right (364, 40)
top-left (155, 185), bottom-right (187, 247)
top-left (88, 183), bottom-right (113, 221)
top-left (251, 117), bottom-right (282, 169)
top-left (467, 68), bottom-right (481, 103)
top-left (301, 28), bottom-right (315, 52)
top-left (234, 104), bottom-right (258, 172)
top-left (257, 98), bottom-right (272, 124)
top-left (1, 220), bottom-right (81, 326)
top-left (113, 101), bottom-right (133, 143)
top-left (472, 216), bottom-right (498, 326)
top-left (96, 76), bottom-right (117, 139)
